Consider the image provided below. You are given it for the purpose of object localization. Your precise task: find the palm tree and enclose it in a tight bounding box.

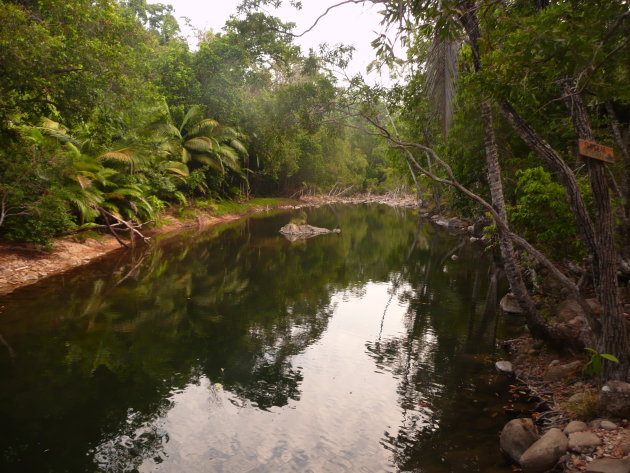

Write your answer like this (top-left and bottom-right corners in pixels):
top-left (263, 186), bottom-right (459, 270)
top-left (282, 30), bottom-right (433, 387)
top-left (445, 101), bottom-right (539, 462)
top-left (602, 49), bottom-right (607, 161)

top-left (153, 104), bottom-right (249, 177)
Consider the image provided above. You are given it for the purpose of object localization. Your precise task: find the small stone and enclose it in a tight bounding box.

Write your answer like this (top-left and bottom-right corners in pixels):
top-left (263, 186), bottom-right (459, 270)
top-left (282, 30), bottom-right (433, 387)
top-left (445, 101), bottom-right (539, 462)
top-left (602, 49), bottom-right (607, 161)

top-left (599, 382), bottom-right (630, 418)
top-left (589, 419), bottom-right (603, 429)
top-left (544, 360), bottom-right (582, 382)
top-left (564, 421), bottom-right (588, 434)
top-left (495, 361), bottom-right (514, 375)
top-left (567, 431), bottom-right (601, 452)
top-left (500, 293), bottom-right (524, 314)
top-left (585, 458), bottom-right (630, 473)
top-left (549, 359), bottom-right (561, 367)
top-left (520, 428), bottom-right (568, 473)
top-left (600, 420), bottom-right (618, 430)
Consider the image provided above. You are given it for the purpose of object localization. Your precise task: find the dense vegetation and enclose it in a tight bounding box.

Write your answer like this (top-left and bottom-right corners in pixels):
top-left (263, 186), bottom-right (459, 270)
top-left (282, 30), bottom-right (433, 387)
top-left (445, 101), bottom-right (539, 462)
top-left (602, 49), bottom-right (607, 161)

top-left (0, 0), bottom-right (398, 245)
top-left (2, 0), bottom-right (630, 379)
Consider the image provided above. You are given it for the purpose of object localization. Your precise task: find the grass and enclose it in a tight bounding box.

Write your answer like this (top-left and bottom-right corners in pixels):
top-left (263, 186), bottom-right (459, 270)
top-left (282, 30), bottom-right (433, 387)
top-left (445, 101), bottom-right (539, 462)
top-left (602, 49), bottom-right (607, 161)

top-left (171, 197), bottom-right (299, 222)
top-left (204, 198), bottom-right (297, 216)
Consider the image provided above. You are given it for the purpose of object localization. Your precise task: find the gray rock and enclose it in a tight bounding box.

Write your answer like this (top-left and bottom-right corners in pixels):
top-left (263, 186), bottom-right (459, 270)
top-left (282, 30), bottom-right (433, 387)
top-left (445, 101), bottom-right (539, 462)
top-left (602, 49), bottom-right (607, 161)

top-left (520, 428), bottom-right (568, 473)
top-left (495, 361), bottom-right (514, 375)
top-left (279, 223), bottom-right (340, 241)
top-left (600, 420), bottom-right (618, 430)
top-left (564, 420), bottom-right (588, 434)
top-left (585, 458), bottom-right (630, 473)
top-left (500, 418), bottom-right (539, 464)
top-left (556, 298), bottom-right (584, 323)
top-left (589, 419), bottom-right (603, 429)
top-left (500, 293), bottom-right (524, 315)
top-left (599, 382), bottom-right (630, 418)
top-left (567, 431), bottom-right (601, 452)
top-left (543, 360), bottom-right (582, 382)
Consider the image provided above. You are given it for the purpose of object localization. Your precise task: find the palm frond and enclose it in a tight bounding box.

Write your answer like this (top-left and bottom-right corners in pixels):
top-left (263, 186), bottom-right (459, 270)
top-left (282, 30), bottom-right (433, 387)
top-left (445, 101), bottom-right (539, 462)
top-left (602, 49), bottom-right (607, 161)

top-left (179, 105), bottom-right (204, 134)
top-left (188, 118), bottom-right (219, 137)
top-left (229, 139), bottom-right (248, 157)
top-left (184, 136), bottom-right (216, 153)
top-left (159, 161), bottom-right (190, 176)
top-left (218, 145), bottom-right (241, 169)
top-left (194, 154), bottom-right (224, 173)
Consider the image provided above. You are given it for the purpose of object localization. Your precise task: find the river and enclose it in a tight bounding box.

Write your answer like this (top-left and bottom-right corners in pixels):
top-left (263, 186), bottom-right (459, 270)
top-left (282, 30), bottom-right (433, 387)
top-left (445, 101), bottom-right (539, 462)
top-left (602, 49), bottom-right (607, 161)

top-left (0, 204), bottom-right (523, 472)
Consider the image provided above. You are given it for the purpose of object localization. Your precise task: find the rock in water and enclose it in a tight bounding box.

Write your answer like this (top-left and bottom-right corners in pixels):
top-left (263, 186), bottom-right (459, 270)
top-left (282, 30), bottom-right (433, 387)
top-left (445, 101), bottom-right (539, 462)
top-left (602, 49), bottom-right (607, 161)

top-left (500, 418), bottom-right (539, 464)
top-left (520, 428), bottom-right (568, 473)
top-left (279, 223), bottom-right (340, 241)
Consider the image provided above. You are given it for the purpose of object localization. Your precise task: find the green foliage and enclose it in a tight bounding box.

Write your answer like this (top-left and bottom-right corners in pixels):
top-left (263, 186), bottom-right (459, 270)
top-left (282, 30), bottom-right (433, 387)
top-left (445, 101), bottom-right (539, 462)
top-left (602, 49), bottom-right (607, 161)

top-left (3, 194), bottom-right (76, 247)
top-left (583, 348), bottom-right (619, 378)
top-left (509, 167), bottom-right (585, 260)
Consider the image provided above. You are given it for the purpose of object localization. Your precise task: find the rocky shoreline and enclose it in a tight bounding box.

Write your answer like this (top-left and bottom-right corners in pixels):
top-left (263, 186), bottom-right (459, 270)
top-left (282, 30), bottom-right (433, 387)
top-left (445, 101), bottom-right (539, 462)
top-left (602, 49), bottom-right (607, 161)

top-left (494, 335), bottom-right (630, 473)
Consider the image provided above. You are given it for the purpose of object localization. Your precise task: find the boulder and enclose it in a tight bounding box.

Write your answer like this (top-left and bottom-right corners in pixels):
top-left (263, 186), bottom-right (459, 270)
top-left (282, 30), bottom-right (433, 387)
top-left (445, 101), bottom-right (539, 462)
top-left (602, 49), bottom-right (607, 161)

top-left (495, 361), bottom-right (514, 375)
top-left (585, 458), bottom-right (630, 473)
top-left (600, 420), bottom-right (618, 431)
top-left (500, 418), bottom-right (539, 464)
top-left (599, 382), bottom-right (630, 418)
top-left (279, 223), bottom-right (340, 241)
top-left (520, 428), bottom-right (568, 473)
top-left (500, 293), bottom-right (524, 315)
top-left (557, 298), bottom-right (584, 323)
top-left (567, 431), bottom-right (601, 452)
top-left (564, 420), bottom-right (588, 434)
top-left (543, 360), bottom-right (582, 382)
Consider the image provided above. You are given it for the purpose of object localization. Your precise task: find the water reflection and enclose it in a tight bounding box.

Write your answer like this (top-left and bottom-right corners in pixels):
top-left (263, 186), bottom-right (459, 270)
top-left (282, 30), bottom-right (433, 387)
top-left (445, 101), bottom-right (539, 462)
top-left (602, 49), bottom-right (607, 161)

top-left (0, 204), bottom-right (517, 473)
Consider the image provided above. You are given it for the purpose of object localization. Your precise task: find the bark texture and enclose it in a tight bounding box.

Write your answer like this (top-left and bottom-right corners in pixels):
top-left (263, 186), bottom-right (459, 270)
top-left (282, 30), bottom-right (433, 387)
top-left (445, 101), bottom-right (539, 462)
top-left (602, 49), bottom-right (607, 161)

top-left (562, 79), bottom-right (629, 380)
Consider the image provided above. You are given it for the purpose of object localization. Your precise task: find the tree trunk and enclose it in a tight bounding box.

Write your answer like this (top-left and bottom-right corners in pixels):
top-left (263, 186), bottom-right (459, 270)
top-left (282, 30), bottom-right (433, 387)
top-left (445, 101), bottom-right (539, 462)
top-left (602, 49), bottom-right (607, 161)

top-left (606, 101), bottom-right (630, 261)
top-left (457, 1), bottom-right (578, 348)
top-left (562, 79), bottom-right (629, 380)
top-left (497, 99), bottom-right (601, 290)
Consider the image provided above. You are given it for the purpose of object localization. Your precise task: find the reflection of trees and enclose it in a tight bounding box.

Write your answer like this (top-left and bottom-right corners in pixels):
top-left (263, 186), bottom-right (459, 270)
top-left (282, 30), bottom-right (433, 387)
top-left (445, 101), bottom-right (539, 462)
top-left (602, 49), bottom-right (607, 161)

top-left (365, 226), bottom-right (509, 472)
top-left (0, 204), bottom-right (422, 472)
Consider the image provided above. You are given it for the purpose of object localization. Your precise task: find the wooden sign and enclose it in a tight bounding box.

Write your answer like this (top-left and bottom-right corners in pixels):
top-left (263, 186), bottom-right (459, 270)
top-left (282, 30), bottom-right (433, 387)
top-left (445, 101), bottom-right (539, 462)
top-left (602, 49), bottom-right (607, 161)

top-left (579, 139), bottom-right (614, 164)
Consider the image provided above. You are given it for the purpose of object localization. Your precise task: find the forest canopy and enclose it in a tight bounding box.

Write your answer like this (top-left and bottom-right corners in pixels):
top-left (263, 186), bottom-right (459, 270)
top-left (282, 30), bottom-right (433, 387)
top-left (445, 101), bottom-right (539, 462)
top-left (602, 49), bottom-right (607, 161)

top-left (0, 0), bottom-right (398, 245)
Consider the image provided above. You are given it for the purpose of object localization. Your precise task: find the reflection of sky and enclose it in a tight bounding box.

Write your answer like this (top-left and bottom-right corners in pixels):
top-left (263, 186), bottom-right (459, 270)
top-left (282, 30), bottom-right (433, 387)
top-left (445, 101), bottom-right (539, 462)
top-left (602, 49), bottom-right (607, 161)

top-left (98, 282), bottom-right (435, 472)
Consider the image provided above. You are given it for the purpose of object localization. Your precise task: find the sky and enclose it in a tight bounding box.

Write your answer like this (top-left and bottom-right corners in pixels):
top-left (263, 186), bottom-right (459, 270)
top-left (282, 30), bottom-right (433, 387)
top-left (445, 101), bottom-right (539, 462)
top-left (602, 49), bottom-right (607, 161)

top-left (151, 0), bottom-right (400, 85)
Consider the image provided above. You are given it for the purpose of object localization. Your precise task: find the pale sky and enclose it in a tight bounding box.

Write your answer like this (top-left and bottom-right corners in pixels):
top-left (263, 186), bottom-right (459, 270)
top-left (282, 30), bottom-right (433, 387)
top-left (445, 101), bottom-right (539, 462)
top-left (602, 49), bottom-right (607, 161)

top-left (152, 0), bottom-right (401, 85)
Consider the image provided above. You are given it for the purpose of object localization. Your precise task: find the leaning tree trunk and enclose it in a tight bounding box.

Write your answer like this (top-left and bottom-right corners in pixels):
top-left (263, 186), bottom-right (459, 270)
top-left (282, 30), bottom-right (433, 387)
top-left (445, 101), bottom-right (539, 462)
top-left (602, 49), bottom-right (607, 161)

top-left (457, 2), bottom-right (571, 346)
top-left (563, 79), bottom-right (629, 380)
top-left (498, 99), bottom-right (601, 291)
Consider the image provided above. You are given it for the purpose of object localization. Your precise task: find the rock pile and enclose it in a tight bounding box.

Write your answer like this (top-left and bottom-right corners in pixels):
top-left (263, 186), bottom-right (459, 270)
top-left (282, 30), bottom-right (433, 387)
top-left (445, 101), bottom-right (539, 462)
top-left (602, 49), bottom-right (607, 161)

top-left (501, 411), bottom-right (630, 473)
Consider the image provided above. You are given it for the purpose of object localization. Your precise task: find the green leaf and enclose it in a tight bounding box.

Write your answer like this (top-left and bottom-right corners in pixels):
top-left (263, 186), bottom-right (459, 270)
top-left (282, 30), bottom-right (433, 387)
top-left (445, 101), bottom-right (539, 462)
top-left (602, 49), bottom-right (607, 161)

top-left (600, 354), bottom-right (619, 363)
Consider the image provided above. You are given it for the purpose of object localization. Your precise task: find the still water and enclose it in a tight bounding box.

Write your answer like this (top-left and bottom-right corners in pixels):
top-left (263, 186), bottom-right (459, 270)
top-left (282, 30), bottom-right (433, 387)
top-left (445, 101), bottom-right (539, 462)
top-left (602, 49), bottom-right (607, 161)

top-left (0, 204), bottom-right (521, 473)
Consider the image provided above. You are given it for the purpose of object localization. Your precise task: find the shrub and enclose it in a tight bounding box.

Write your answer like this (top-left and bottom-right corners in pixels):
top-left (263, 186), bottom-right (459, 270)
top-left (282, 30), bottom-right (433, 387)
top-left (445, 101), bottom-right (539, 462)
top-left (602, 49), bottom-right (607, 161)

top-left (509, 167), bottom-right (584, 261)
